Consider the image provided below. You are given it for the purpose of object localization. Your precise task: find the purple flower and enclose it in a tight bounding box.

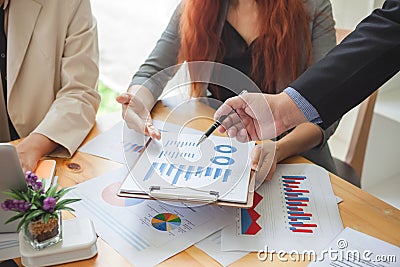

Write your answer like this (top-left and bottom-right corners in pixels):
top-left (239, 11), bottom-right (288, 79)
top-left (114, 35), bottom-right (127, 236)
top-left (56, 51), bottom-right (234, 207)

top-left (1, 199), bottom-right (31, 212)
top-left (25, 171), bottom-right (43, 192)
top-left (43, 197), bottom-right (56, 213)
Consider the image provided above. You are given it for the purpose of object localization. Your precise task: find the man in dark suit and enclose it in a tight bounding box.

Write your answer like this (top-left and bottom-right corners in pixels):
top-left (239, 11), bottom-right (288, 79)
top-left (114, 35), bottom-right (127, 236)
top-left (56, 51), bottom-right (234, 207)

top-left (214, 0), bottom-right (400, 142)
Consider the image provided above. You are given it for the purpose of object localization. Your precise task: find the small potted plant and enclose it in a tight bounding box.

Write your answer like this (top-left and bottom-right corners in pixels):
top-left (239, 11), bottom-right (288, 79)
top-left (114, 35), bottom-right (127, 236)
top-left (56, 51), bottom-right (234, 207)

top-left (1, 171), bottom-right (80, 250)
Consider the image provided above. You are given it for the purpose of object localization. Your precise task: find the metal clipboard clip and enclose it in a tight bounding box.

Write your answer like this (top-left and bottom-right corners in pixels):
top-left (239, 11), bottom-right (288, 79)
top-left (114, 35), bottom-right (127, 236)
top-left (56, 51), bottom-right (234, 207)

top-left (149, 186), bottom-right (219, 203)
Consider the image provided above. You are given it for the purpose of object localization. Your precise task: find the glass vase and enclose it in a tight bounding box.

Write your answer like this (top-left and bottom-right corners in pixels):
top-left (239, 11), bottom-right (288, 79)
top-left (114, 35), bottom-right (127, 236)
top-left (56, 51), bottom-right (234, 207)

top-left (23, 211), bottom-right (62, 250)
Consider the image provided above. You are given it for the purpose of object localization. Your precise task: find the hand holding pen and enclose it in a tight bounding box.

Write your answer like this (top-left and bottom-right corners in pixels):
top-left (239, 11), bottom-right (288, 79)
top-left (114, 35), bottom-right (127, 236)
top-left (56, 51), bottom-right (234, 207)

top-left (197, 90), bottom-right (248, 145)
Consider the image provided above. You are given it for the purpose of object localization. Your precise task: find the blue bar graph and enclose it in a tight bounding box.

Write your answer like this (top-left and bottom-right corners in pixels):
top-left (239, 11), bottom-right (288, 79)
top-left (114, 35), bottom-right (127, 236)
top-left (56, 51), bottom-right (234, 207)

top-left (288, 216), bottom-right (310, 220)
top-left (144, 162), bottom-right (158, 181)
top-left (185, 166), bottom-right (195, 180)
top-left (143, 161), bottom-right (234, 185)
top-left (163, 139), bottom-right (197, 148)
top-left (285, 197), bottom-right (309, 201)
top-left (282, 175), bottom-right (306, 179)
top-left (159, 163), bottom-right (167, 174)
top-left (195, 166), bottom-right (203, 176)
top-left (166, 164), bottom-right (175, 176)
top-left (214, 168), bottom-right (222, 179)
top-left (172, 165), bottom-right (185, 185)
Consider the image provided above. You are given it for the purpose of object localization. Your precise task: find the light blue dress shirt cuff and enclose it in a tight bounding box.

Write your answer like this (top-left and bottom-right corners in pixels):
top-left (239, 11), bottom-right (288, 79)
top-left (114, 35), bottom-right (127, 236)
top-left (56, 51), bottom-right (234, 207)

top-left (283, 87), bottom-right (323, 124)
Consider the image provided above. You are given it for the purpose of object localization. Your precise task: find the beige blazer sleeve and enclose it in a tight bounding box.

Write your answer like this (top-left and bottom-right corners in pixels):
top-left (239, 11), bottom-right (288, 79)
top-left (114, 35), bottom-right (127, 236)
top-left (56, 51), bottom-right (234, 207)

top-left (7, 0), bottom-right (100, 157)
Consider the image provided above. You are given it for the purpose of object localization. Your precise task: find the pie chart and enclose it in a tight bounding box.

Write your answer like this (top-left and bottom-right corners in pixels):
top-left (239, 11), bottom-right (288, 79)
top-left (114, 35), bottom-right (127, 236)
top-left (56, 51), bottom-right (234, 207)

top-left (151, 213), bottom-right (181, 231)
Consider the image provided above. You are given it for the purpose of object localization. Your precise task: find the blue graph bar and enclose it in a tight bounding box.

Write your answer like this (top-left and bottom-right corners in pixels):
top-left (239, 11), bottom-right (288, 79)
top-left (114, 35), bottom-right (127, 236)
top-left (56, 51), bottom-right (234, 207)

top-left (124, 143), bottom-right (136, 152)
top-left (159, 163), bottom-right (167, 174)
top-left (134, 146), bottom-right (143, 152)
top-left (185, 166), bottom-right (195, 180)
top-left (282, 176), bottom-right (306, 179)
top-left (289, 222), bottom-right (303, 225)
top-left (288, 216), bottom-right (310, 220)
top-left (223, 169), bottom-right (232, 182)
top-left (214, 168), bottom-right (222, 179)
top-left (285, 197), bottom-right (309, 201)
top-left (144, 162), bottom-right (158, 181)
top-left (172, 165), bottom-right (185, 185)
top-left (165, 140), bottom-right (171, 147)
top-left (205, 167), bottom-right (212, 176)
top-left (288, 211), bottom-right (305, 215)
top-left (158, 151), bottom-right (164, 158)
top-left (166, 164), bottom-right (175, 176)
top-left (191, 153), bottom-right (195, 158)
top-left (283, 180), bottom-right (298, 183)
top-left (195, 166), bottom-right (203, 176)
top-left (285, 193), bottom-right (303, 196)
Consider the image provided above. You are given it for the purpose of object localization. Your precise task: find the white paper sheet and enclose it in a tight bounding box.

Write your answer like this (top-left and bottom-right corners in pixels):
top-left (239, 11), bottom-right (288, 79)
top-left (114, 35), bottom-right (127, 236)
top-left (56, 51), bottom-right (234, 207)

top-left (308, 227), bottom-right (400, 266)
top-left (0, 233), bottom-right (19, 261)
top-left (78, 121), bottom-right (148, 164)
top-left (78, 120), bottom-right (202, 164)
top-left (222, 164), bottom-right (343, 253)
top-left (335, 196), bottom-right (343, 204)
top-left (195, 230), bottom-right (248, 266)
top-left (120, 132), bottom-right (254, 203)
top-left (69, 167), bottom-right (236, 267)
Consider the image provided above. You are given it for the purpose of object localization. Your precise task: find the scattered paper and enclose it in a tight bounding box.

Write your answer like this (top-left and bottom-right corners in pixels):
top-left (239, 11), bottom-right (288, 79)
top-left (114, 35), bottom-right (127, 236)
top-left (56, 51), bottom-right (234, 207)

top-left (195, 231), bottom-right (248, 267)
top-left (308, 227), bottom-right (400, 266)
top-left (78, 121), bottom-right (148, 164)
top-left (336, 195), bottom-right (343, 204)
top-left (222, 164), bottom-right (343, 253)
top-left (69, 167), bottom-right (235, 267)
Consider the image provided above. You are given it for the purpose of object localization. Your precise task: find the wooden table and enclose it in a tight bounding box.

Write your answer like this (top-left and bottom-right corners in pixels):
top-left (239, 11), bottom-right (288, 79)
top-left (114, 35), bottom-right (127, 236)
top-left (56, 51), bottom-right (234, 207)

top-left (11, 97), bottom-right (400, 266)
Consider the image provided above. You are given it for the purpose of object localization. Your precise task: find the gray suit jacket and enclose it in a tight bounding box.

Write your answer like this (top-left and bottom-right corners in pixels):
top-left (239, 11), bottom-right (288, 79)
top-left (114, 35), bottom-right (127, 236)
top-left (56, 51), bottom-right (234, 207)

top-left (131, 0), bottom-right (339, 173)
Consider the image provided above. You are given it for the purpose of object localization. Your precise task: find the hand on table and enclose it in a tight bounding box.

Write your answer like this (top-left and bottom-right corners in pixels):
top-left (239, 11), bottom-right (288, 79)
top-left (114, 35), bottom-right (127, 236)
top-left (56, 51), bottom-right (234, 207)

top-left (116, 91), bottom-right (161, 140)
top-left (16, 133), bottom-right (58, 172)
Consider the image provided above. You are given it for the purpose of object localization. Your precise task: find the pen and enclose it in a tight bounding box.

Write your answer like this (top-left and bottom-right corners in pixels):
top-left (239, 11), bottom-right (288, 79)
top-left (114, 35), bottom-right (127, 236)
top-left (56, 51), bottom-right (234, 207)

top-left (196, 90), bottom-right (248, 146)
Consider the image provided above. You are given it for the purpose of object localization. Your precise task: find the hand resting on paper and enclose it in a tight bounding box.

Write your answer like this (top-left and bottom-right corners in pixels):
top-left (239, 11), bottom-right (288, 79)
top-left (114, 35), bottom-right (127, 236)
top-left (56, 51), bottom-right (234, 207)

top-left (250, 141), bottom-right (277, 188)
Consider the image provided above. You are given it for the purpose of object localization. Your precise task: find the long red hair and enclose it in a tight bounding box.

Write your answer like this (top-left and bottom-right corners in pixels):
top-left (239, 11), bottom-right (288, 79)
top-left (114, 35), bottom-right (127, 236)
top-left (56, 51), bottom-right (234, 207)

top-left (178, 0), bottom-right (312, 95)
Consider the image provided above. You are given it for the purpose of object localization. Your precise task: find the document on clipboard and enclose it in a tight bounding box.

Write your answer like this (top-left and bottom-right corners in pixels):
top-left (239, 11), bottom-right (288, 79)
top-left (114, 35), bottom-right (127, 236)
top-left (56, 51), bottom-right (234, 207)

top-left (118, 132), bottom-right (255, 207)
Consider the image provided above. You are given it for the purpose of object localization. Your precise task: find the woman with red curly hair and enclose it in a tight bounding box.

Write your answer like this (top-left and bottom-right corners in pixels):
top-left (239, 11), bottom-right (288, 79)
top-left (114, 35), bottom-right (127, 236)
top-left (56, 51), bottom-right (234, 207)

top-left (117, 0), bottom-right (340, 177)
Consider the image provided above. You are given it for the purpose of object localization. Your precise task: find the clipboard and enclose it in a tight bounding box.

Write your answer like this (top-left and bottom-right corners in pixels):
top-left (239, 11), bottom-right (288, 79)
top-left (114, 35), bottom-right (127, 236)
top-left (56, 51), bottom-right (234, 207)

top-left (118, 171), bottom-right (255, 208)
top-left (117, 132), bottom-right (256, 208)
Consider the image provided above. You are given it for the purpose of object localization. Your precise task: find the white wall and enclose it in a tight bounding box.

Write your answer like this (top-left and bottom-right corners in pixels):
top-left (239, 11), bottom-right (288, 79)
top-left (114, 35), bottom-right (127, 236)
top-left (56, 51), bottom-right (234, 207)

top-left (331, 0), bottom-right (385, 29)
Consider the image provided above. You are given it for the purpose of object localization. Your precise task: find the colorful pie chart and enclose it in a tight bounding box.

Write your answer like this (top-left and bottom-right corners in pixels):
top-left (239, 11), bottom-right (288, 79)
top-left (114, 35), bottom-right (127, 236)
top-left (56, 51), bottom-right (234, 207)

top-left (151, 213), bottom-right (181, 231)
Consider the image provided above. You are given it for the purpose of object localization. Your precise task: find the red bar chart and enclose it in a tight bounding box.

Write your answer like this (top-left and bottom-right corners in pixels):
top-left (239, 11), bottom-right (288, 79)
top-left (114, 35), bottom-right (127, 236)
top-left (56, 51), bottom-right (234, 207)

top-left (282, 175), bottom-right (317, 234)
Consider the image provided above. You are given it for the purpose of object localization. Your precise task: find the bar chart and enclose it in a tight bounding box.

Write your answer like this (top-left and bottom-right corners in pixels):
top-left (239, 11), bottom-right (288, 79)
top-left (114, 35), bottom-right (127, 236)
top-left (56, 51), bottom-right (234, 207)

top-left (143, 162), bottom-right (233, 185)
top-left (282, 175), bottom-right (317, 234)
top-left (123, 142), bottom-right (145, 153)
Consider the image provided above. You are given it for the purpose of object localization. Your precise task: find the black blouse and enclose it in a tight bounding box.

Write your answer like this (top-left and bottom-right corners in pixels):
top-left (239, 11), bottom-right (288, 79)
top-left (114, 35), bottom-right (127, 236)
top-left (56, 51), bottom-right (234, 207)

top-left (208, 21), bottom-right (260, 102)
